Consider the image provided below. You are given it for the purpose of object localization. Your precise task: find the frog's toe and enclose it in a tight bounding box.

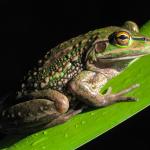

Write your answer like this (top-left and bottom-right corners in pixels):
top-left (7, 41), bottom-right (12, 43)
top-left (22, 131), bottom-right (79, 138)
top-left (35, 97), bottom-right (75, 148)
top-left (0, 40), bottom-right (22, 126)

top-left (118, 96), bottom-right (139, 102)
top-left (43, 106), bottom-right (85, 128)
top-left (104, 84), bottom-right (140, 96)
top-left (116, 96), bottom-right (138, 102)
top-left (102, 84), bottom-right (140, 106)
top-left (113, 84), bottom-right (140, 97)
top-left (105, 87), bottom-right (112, 95)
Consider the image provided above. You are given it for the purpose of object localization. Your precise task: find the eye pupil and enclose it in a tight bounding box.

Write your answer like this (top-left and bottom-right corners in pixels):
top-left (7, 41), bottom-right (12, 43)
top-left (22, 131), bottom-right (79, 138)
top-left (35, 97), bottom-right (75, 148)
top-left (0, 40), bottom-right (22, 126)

top-left (118, 35), bottom-right (128, 40)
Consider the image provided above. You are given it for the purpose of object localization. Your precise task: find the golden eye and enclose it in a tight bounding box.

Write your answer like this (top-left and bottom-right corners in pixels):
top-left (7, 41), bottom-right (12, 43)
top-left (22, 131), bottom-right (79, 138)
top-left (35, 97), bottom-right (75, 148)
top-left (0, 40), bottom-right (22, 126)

top-left (109, 31), bottom-right (131, 46)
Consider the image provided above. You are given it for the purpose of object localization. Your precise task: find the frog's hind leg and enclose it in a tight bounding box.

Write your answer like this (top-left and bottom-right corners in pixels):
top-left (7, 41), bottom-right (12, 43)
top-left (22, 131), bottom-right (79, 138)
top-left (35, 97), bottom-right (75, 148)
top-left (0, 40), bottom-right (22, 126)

top-left (0, 99), bottom-right (61, 134)
top-left (23, 89), bottom-right (70, 114)
top-left (0, 92), bottom-right (14, 112)
top-left (0, 99), bottom-right (84, 134)
top-left (43, 106), bottom-right (85, 129)
top-left (23, 106), bottom-right (84, 134)
top-left (68, 71), bottom-right (139, 107)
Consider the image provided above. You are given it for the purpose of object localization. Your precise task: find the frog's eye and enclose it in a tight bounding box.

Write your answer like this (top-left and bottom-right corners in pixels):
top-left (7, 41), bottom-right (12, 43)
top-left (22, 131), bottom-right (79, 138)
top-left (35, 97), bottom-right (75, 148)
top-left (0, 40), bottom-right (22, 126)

top-left (109, 31), bottom-right (131, 47)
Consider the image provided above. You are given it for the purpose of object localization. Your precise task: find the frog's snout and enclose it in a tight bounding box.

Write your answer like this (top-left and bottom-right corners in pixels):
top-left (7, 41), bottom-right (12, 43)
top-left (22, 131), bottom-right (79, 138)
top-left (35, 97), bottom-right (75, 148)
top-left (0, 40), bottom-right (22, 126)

top-left (144, 37), bottom-right (150, 42)
top-left (132, 36), bottom-right (150, 42)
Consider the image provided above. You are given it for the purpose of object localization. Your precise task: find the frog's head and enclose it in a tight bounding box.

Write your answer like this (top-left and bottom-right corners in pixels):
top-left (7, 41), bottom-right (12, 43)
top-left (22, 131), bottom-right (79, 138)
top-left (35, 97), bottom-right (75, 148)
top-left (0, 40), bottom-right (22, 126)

top-left (86, 21), bottom-right (150, 69)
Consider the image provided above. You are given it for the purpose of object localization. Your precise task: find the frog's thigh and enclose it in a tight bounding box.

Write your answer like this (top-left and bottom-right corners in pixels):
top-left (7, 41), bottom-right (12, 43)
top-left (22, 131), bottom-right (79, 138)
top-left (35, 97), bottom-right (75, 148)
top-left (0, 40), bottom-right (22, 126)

top-left (29, 89), bottom-right (69, 113)
top-left (0, 99), bottom-right (60, 131)
top-left (69, 71), bottom-right (137, 107)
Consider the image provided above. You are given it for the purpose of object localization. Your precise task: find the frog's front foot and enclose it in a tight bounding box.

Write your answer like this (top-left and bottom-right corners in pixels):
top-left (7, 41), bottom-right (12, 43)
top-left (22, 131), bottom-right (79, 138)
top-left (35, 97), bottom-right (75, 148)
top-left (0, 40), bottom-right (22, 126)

top-left (69, 71), bottom-right (139, 107)
top-left (101, 84), bottom-right (139, 106)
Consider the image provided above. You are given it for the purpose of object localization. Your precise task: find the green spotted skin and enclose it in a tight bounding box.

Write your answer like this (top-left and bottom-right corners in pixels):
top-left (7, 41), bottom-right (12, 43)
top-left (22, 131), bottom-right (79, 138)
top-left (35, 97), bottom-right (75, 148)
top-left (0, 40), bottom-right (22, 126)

top-left (17, 25), bottom-right (138, 97)
top-left (17, 30), bottom-right (101, 96)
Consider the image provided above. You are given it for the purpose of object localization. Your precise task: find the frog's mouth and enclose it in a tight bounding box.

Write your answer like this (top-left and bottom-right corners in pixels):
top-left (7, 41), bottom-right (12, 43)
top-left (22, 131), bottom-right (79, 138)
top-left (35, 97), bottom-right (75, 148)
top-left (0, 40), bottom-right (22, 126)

top-left (98, 54), bottom-right (146, 63)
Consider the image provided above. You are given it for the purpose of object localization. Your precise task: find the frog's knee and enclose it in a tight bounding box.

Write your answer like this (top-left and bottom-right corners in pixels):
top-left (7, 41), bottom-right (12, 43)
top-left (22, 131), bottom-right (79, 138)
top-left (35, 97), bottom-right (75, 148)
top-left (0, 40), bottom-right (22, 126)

top-left (46, 89), bottom-right (69, 113)
top-left (54, 97), bottom-right (69, 114)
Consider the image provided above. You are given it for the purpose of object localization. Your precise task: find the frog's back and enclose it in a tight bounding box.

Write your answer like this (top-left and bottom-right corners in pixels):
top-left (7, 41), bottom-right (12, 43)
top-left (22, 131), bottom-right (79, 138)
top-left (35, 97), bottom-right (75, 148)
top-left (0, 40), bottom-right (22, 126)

top-left (17, 26), bottom-right (121, 96)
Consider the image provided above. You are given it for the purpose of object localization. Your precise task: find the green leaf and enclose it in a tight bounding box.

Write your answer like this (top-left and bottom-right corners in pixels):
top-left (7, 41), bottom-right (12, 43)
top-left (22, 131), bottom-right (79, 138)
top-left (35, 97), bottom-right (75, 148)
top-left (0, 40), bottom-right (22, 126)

top-left (140, 20), bottom-right (150, 36)
top-left (1, 21), bottom-right (150, 150)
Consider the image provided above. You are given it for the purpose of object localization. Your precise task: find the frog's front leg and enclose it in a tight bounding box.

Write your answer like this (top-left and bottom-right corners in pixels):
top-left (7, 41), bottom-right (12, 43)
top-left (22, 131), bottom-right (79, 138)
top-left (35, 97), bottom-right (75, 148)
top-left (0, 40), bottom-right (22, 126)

top-left (69, 71), bottom-right (139, 107)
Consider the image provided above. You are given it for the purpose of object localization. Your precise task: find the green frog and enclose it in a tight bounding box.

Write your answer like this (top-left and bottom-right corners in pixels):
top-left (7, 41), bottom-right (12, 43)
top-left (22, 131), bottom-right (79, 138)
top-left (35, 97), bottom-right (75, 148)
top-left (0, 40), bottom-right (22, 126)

top-left (0, 21), bottom-right (150, 134)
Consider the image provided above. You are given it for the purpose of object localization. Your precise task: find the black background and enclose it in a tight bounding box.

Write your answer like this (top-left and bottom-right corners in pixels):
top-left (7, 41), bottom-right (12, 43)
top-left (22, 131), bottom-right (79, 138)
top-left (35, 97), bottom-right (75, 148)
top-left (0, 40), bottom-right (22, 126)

top-left (0, 0), bottom-right (150, 149)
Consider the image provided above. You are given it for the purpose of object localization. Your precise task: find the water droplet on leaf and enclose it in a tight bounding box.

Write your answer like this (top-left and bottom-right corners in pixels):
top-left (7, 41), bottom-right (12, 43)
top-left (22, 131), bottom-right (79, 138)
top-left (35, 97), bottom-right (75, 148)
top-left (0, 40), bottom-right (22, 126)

top-left (75, 124), bottom-right (78, 128)
top-left (43, 131), bottom-right (47, 135)
top-left (90, 112), bottom-right (95, 116)
top-left (64, 133), bottom-right (68, 138)
top-left (81, 120), bottom-right (86, 125)
top-left (42, 146), bottom-right (46, 149)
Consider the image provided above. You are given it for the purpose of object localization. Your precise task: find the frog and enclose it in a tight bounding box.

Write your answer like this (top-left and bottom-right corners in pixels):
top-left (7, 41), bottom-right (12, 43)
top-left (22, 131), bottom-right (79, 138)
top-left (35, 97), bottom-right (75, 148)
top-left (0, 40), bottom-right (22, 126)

top-left (0, 21), bottom-right (150, 134)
